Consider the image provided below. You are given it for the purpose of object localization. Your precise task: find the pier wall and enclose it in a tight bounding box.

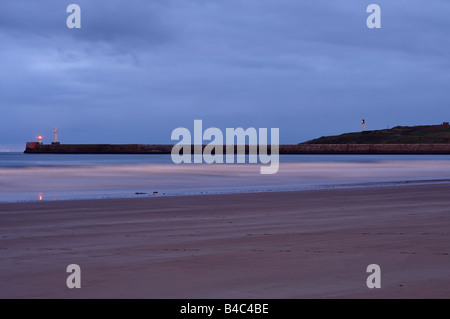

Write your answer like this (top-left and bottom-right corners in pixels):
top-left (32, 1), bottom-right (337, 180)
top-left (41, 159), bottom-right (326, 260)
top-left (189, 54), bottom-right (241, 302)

top-left (24, 143), bottom-right (450, 154)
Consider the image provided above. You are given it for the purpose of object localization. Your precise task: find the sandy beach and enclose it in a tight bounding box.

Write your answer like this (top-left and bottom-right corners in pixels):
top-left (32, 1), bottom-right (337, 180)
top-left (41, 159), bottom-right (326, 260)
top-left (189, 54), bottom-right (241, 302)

top-left (1, 184), bottom-right (449, 299)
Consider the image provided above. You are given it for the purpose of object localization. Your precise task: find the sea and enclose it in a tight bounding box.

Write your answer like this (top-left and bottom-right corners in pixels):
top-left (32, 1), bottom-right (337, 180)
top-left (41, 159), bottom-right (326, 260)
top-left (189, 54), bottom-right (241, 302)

top-left (1, 152), bottom-right (450, 202)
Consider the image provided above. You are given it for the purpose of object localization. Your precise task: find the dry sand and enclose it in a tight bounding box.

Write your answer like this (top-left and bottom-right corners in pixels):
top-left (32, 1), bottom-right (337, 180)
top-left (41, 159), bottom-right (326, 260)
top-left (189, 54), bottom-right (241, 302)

top-left (1, 184), bottom-right (449, 299)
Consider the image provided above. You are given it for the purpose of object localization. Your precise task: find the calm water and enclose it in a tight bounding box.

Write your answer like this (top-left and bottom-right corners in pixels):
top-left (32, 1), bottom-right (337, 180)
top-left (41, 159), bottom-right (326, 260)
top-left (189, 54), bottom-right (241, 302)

top-left (1, 152), bottom-right (450, 202)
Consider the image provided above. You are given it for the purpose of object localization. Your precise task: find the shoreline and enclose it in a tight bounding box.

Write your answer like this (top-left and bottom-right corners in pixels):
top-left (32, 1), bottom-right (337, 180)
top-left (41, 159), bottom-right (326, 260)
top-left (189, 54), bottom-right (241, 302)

top-left (2, 178), bottom-right (450, 204)
top-left (1, 183), bottom-right (450, 298)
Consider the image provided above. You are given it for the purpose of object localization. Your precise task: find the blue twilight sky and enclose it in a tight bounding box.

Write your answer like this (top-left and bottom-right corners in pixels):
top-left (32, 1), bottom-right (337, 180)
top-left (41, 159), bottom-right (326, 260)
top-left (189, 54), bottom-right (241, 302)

top-left (1, 0), bottom-right (449, 151)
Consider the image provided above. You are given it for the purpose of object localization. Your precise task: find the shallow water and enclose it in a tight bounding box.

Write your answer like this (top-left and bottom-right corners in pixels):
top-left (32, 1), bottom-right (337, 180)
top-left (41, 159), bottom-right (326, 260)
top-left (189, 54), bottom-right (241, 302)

top-left (1, 153), bottom-right (450, 202)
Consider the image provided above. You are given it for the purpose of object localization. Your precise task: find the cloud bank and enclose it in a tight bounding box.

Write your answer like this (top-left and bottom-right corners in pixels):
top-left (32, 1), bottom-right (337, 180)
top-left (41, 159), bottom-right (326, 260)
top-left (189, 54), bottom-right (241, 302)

top-left (1, 0), bottom-right (449, 150)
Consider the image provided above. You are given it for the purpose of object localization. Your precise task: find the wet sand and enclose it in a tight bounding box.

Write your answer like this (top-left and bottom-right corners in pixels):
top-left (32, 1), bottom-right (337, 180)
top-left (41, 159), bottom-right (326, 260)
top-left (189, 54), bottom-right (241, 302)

top-left (1, 184), bottom-right (449, 298)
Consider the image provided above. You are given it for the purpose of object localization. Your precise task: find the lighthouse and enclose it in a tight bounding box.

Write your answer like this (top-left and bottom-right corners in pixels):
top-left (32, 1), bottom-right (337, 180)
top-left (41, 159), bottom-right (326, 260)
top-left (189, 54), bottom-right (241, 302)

top-left (362, 119), bottom-right (366, 132)
top-left (53, 127), bottom-right (60, 145)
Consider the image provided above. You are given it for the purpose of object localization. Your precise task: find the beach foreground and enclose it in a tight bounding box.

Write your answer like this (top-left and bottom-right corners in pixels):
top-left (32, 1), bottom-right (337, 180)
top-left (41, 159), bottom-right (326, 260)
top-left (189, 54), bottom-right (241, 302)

top-left (1, 184), bottom-right (449, 298)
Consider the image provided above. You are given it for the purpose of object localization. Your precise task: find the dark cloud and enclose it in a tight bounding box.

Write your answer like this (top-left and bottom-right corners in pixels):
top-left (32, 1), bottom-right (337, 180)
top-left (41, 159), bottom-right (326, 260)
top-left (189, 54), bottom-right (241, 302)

top-left (1, 0), bottom-right (449, 151)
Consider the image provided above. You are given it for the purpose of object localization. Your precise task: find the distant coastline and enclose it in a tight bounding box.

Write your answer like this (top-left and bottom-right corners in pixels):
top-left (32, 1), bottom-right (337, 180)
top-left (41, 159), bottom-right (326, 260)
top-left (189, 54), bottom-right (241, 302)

top-left (303, 123), bottom-right (450, 144)
top-left (24, 123), bottom-right (450, 154)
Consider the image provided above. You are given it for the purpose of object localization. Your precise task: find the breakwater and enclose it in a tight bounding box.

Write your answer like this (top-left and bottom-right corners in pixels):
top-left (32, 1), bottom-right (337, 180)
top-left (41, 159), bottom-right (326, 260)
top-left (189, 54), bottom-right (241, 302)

top-left (24, 142), bottom-right (450, 154)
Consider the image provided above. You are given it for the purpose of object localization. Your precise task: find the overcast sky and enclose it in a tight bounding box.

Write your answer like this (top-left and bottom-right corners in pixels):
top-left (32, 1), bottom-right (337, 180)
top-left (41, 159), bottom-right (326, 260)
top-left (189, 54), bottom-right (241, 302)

top-left (1, 0), bottom-right (449, 151)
